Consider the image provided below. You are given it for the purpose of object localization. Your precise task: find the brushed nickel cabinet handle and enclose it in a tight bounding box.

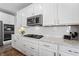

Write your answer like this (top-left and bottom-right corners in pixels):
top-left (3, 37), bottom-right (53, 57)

top-left (31, 47), bottom-right (34, 49)
top-left (68, 50), bottom-right (79, 54)
top-left (74, 52), bottom-right (79, 53)
top-left (24, 44), bottom-right (26, 46)
top-left (43, 45), bottom-right (50, 47)
top-left (14, 40), bottom-right (16, 42)
top-left (68, 50), bottom-right (72, 52)
top-left (59, 53), bottom-right (61, 56)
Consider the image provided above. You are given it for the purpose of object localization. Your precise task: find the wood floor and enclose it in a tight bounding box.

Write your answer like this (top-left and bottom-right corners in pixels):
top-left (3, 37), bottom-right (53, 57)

top-left (0, 48), bottom-right (25, 56)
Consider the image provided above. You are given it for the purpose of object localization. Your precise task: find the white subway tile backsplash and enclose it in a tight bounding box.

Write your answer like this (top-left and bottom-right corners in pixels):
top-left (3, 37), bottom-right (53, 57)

top-left (24, 26), bottom-right (79, 38)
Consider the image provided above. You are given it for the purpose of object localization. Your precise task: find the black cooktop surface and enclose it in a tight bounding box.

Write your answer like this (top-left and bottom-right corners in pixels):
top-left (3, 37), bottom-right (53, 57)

top-left (24, 34), bottom-right (43, 39)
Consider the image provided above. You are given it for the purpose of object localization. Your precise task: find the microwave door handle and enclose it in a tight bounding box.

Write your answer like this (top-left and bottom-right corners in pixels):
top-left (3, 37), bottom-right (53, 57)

top-left (34, 18), bottom-right (36, 23)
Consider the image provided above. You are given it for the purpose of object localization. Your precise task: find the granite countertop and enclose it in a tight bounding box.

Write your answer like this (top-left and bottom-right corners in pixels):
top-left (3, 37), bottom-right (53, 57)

top-left (14, 34), bottom-right (79, 46)
top-left (39, 36), bottom-right (79, 46)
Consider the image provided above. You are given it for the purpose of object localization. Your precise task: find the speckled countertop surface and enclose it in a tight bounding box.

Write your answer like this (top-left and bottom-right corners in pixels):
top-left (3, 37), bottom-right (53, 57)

top-left (15, 34), bottom-right (79, 47)
top-left (39, 36), bottom-right (79, 46)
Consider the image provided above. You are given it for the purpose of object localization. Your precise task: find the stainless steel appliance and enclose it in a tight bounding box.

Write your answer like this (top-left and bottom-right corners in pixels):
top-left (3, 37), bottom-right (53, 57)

top-left (0, 21), bottom-right (3, 46)
top-left (27, 14), bottom-right (43, 26)
top-left (64, 26), bottom-right (79, 40)
top-left (4, 24), bottom-right (14, 41)
top-left (24, 34), bottom-right (43, 39)
top-left (4, 24), bottom-right (14, 34)
top-left (64, 32), bottom-right (78, 40)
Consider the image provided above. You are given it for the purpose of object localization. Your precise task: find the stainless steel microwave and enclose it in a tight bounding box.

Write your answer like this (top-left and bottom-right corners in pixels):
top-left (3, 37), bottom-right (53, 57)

top-left (27, 14), bottom-right (43, 26)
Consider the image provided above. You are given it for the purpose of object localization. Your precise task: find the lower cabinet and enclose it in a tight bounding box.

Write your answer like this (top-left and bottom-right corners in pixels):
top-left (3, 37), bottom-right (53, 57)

top-left (38, 41), bottom-right (57, 56)
top-left (21, 42), bottom-right (39, 56)
top-left (12, 35), bottom-right (79, 56)
top-left (12, 35), bottom-right (57, 56)
top-left (58, 45), bottom-right (79, 56)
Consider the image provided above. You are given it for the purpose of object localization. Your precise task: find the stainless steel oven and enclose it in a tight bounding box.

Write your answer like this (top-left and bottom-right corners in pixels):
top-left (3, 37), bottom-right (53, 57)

top-left (4, 24), bottom-right (14, 41)
top-left (4, 24), bottom-right (14, 34)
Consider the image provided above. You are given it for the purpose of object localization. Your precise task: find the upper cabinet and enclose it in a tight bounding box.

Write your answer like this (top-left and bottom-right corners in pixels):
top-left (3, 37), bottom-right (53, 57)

top-left (9, 15), bottom-right (15, 25)
top-left (17, 3), bottom-right (79, 26)
top-left (58, 3), bottom-right (79, 25)
top-left (17, 3), bottom-right (58, 26)
top-left (41, 4), bottom-right (58, 26)
top-left (0, 12), bottom-right (15, 24)
top-left (33, 3), bottom-right (43, 15)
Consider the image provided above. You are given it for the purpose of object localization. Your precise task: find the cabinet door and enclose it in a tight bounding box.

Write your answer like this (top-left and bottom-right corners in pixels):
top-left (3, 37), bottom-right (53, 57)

top-left (33, 3), bottom-right (43, 15)
top-left (0, 12), bottom-right (3, 21)
top-left (9, 15), bottom-right (15, 25)
top-left (12, 35), bottom-right (26, 55)
top-left (25, 4), bottom-right (34, 17)
top-left (23, 43), bottom-right (38, 56)
top-left (42, 3), bottom-right (58, 26)
top-left (58, 3), bottom-right (79, 25)
top-left (2, 13), bottom-right (10, 24)
top-left (22, 38), bottom-right (39, 56)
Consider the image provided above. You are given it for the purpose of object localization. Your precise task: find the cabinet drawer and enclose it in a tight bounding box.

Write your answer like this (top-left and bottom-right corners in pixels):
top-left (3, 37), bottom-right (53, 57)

top-left (39, 47), bottom-right (56, 56)
top-left (24, 41), bottom-right (38, 49)
top-left (23, 44), bottom-right (38, 56)
top-left (23, 37), bottom-right (38, 44)
top-left (59, 45), bottom-right (79, 56)
top-left (39, 41), bottom-right (57, 50)
top-left (24, 49), bottom-right (38, 56)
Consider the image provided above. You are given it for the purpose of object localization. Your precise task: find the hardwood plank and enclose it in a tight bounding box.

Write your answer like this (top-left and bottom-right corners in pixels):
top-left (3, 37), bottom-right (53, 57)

top-left (0, 48), bottom-right (25, 56)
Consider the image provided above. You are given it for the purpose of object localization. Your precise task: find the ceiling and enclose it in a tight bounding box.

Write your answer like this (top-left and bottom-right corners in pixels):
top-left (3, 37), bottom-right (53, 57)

top-left (0, 3), bottom-right (31, 16)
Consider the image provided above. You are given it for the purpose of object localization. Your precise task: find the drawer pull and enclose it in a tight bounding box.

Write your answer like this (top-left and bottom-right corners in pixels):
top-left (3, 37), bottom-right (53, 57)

top-left (68, 50), bottom-right (79, 54)
top-left (59, 53), bottom-right (61, 56)
top-left (24, 45), bottom-right (26, 46)
top-left (74, 52), bottom-right (79, 54)
top-left (31, 47), bottom-right (34, 49)
top-left (43, 45), bottom-right (50, 47)
top-left (68, 50), bottom-right (72, 52)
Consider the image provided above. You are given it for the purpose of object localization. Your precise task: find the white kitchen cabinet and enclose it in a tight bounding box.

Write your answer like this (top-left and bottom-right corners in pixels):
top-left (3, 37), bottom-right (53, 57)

top-left (22, 3), bottom-right (43, 17)
top-left (0, 12), bottom-right (15, 24)
top-left (9, 15), bottom-right (15, 24)
top-left (39, 41), bottom-right (57, 56)
top-left (22, 42), bottom-right (38, 56)
top-left (16, 10), bottom-right (27, 28)
top-left (0, 12), bottom-right (5, 21)
top-left (17, 3), bottom-right (58, 26)
top-left (12, 35), bottom-right (22, 51)
top-left (12, 35), bottom-right (28, 55)
top-left (22, 37), bottom-right (39, 56)
top-left (25, 4), bottom-right (34, 17)
top-left (59, 44), bottom-right (79, 56)
top-left (42, 3), bottom-right (58, 26)
top-left (33, 3), bottom-right (43, 15)
top-left (58, 3), bottom-right (79, 25)
top-left (1, 12), bottom-right (10, 24)
top-left (39, 46), bottom-right (56, 56)
top-left (12, 35), bottom-right (39, 56)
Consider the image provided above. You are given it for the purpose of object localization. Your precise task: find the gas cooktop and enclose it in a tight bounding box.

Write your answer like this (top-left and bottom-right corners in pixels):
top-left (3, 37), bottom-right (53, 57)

top-left (24, 34), bottom-right (43, 39)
